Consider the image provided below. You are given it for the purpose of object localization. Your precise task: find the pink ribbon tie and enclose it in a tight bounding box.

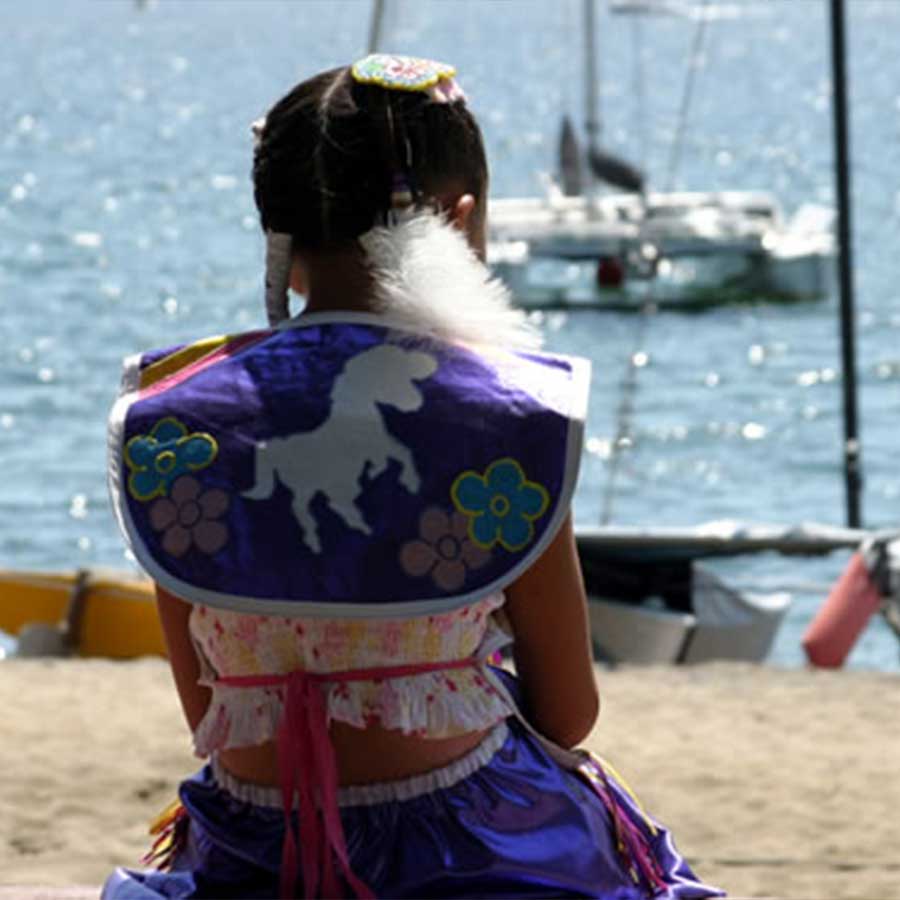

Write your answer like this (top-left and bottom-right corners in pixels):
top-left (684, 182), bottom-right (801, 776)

top-left (219, 657), bottom-right (478, 898)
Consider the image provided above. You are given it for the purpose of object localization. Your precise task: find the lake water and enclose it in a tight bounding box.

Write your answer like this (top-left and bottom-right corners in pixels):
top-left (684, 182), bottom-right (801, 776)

top-left (2, 0), bottom-right (899, 669)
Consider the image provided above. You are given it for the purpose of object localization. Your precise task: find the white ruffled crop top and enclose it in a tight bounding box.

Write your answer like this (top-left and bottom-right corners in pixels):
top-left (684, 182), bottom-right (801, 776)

top-left (189, 591), bottom-right (514, 756)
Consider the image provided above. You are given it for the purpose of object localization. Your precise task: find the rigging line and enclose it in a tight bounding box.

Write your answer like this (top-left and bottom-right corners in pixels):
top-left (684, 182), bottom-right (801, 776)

top-left (598, 192), bottom-right (664, 521)
top-left (664, 0), bottom-right (711, 192)
top-left (598, 293), bottom-right (657, 525)
top-left (631, 16), bottom-right (648, 173)
top-left (598, 208), bottom-right (664, 521)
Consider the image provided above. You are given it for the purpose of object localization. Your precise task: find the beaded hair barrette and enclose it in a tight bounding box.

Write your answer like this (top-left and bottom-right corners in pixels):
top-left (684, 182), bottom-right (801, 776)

top-left (350, 54), bottom-right (466, 104)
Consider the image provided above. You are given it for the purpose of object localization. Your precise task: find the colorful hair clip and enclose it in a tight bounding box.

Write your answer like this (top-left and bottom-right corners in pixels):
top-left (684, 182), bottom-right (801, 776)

top-left (351, 54), bottom-right (466, 104)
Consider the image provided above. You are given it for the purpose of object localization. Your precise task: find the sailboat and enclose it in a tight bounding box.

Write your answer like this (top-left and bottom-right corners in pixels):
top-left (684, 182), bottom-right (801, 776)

top-left (487, 0), bottom-right (835, 310)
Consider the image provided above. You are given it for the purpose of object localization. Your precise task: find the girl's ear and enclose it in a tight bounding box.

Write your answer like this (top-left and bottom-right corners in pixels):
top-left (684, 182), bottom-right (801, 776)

top-left (449, 193), bottom-right (477, 231)
top-left (448, 193), bottom-right (486, 261)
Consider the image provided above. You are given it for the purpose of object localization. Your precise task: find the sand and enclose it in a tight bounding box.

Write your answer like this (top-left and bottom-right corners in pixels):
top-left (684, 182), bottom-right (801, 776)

top-left (1, 659), bottom-right (897, 900)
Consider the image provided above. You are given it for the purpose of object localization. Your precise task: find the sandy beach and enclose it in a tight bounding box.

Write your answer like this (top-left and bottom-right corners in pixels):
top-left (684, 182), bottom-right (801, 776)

top-left (1, 659), bottom-right (897, 900)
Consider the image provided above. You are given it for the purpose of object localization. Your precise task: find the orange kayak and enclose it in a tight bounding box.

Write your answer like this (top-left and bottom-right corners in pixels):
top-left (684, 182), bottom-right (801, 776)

top-left (0, 568), bottom-right (165, 658)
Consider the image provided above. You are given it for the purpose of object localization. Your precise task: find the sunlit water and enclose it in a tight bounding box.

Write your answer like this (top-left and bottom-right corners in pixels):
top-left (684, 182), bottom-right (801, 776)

top-left (2, 0), bottom-right (899, 668)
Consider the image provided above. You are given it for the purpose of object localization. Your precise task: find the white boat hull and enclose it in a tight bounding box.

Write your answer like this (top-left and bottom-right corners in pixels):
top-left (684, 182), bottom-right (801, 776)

top-left (488, 190), bottom-right (834, 308)
top-left (587, 565), bottom-right (791, 665)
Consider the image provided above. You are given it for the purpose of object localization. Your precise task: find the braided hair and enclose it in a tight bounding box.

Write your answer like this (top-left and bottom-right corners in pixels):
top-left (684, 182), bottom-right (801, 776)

top-left (253, 66), bottom-right (488, 251)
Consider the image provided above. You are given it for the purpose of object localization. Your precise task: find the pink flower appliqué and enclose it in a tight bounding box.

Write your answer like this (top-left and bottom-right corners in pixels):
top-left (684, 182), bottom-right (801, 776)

top-left (148, 475), bottom-right (230, 558)
top-left (399, 508), bottom-right (490, 591)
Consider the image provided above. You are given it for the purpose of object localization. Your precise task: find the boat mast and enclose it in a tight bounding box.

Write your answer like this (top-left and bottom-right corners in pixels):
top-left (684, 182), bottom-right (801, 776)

top-left (583, 2), bottom-right (644, 193)
top-left (828, 0), bottom-right (862, 528)
top-left (368, 0), bottom-right (386, 53)
top-left (584, 0), bottom-right (600, 162)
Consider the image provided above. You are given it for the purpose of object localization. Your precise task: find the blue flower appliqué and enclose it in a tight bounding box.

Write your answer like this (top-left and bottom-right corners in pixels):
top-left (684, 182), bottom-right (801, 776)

top-left (124, 417), bottom-right (218, 502)
top-left (450, 458), bottom-right (550, 552)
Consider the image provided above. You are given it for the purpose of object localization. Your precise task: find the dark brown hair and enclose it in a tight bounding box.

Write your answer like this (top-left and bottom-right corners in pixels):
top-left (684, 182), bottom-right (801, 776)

top-left (252, 66), bottom-right (488, 251)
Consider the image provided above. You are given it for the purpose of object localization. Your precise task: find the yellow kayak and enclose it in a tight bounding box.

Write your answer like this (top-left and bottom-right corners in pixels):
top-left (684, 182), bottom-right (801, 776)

top-left (0, 568), bottom-right (166, 658)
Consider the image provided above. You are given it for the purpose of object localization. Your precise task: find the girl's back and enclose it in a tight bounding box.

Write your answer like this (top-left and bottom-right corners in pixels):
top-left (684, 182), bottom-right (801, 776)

top-left (102, 55), bottom-right (723, 900)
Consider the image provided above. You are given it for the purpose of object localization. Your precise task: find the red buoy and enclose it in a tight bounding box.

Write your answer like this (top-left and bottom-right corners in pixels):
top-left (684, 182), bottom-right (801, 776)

top-left (802, 551), bottom-right (883, 668)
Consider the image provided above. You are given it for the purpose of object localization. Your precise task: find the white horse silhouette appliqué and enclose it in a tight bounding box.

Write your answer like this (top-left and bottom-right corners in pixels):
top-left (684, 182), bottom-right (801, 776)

top-left (243, 344), bottom-right (438, 554)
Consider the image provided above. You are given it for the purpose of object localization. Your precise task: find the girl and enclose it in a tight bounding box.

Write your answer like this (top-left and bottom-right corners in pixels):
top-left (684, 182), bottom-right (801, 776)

top-left (103, 55), bottom-right (723, 899)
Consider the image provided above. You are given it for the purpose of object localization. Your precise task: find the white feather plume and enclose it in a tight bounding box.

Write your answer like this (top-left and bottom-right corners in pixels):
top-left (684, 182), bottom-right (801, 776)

top-left (358, 213), bottom-right (542, 351)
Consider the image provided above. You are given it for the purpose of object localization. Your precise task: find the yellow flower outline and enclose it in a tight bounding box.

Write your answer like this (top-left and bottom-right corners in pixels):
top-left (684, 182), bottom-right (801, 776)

top-left (124, 417), bottom-right (219, 502)
top-left (450, 457), bottom-right (550, 553)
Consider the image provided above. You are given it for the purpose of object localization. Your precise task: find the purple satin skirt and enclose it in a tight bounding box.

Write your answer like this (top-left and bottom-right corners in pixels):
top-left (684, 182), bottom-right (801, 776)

top-left (102, 715), bottom-right (723, 900)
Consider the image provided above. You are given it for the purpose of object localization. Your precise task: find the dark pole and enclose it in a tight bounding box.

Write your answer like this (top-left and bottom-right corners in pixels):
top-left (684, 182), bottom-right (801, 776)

top-left (584, 0), bottom-right (599, 157)
top-left (368, 0), bottom-right (385, 53)
top-left (829, 0), bottom-right (862, 528)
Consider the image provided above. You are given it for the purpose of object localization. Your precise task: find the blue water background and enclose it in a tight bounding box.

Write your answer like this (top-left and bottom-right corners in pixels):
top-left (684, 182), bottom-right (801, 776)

top-left (1, 0), bottom-right (898, 669)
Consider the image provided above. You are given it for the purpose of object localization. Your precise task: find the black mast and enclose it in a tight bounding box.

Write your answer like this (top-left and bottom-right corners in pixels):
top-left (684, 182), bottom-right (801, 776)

top-left (829, 0), bottom-right (862, 528)
top-left (368, 0), bottom-right (385, 53)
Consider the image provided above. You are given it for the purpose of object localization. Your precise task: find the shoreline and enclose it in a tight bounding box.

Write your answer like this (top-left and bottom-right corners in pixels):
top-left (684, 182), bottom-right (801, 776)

top-left (2, 659), bottom-right (897, 899)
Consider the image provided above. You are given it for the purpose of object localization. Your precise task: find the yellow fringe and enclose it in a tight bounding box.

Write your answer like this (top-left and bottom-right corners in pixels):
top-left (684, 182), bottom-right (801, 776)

top-left (148, 798), bottom-right (184, 835)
